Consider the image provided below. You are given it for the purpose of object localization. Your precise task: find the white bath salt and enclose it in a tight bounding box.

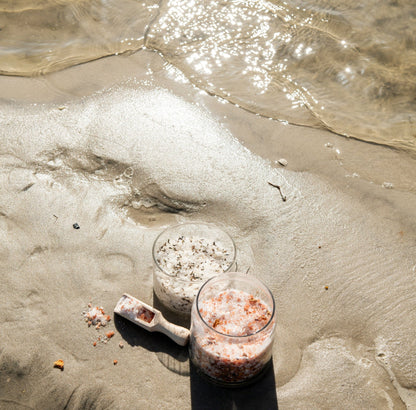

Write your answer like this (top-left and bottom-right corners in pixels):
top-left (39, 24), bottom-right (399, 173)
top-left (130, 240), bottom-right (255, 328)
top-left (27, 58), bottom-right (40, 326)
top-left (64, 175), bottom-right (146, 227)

top-left (191, 289), bottom-right (275, 383)
top-left (154, 235), bottom-right (233, 314)
top-left (155, 236), bottom-right (232, 280)
top-left (82, 304), bottom-right (116, 347)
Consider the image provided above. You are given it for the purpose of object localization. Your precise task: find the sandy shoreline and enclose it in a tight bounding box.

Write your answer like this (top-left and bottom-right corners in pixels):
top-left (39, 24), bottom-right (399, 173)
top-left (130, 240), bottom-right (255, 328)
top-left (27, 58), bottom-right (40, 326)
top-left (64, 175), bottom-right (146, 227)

top-left (1, 51), bottom-right (415, 409)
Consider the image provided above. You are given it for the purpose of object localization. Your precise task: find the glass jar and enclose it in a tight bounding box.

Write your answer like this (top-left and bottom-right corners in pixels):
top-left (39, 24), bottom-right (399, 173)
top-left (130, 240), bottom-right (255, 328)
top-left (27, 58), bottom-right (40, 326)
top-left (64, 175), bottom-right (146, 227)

top-left (152, 222), bottom-right (236, 315)
top-left (189, 272), bottom-right (276, 386)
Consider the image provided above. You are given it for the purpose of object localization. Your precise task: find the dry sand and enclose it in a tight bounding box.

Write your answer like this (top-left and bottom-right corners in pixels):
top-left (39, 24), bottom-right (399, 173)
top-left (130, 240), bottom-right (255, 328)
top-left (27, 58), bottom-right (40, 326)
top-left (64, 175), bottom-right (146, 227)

top-left (0, 51), bottom-right (415, 409)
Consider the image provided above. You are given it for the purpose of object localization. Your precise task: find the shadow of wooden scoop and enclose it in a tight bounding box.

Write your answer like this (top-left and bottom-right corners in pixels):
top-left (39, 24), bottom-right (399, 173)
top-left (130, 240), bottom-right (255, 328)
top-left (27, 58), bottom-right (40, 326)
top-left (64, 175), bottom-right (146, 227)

top-left (114, 293), bottom-right (190, 346)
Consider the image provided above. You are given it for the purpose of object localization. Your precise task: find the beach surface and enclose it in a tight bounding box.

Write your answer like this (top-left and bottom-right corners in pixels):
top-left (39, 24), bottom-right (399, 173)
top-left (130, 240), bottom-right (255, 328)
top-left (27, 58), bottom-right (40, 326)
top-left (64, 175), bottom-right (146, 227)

top-left (1, 51), bottom-right (415, 409)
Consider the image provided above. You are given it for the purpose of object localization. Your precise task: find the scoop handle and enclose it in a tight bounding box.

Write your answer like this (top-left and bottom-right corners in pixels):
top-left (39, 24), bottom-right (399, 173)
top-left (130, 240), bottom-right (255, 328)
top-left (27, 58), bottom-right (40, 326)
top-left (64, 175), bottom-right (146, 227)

top-left (155, 316), bottom-right (190, 346)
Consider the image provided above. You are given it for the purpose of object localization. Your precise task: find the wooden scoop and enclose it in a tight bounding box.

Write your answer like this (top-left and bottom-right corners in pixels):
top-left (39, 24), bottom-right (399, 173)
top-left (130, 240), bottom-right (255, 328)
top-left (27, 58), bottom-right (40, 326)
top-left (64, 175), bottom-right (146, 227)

top-left (114, 293), bottom-right (190, 346)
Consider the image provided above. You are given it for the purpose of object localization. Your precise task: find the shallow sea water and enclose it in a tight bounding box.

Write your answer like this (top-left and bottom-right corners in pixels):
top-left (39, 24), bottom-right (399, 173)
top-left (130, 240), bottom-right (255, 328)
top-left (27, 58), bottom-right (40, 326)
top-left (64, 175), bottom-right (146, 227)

top-left (1, 0), bottom-right (415, 153)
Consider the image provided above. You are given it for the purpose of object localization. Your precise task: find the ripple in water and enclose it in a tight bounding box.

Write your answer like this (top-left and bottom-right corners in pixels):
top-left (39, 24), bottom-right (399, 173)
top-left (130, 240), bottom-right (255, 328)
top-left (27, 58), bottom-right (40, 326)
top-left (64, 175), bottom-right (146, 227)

top-left (147, 0), bottom-right (416, 153)
top-left (0, 0), bottom-right (159, 75)
top-left (0, 0), bottom-right (415, 154)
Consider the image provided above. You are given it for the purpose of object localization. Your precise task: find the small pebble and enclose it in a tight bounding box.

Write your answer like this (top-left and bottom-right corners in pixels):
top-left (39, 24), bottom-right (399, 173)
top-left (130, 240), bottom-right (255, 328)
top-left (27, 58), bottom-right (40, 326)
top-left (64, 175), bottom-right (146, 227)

top-left (382, 182), bottom-right (394, 189)
top-left (113, 360), bottom-right (118, 365)
top-left (278, 158), bottom-right (288, 167)
top-left (119, 342), bottom-right (124, 349)
top-left (73, 223), bottom-right (80, 229)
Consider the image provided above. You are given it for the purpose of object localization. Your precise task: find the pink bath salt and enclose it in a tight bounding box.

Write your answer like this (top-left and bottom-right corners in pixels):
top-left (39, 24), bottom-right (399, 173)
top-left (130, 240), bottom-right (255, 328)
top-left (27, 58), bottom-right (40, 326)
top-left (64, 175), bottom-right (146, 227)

top-left (137, 307), bottom-right (155, 323)
top-left (191, 288), bottom-right (275, 383)
top-left (198, 289), bottom-right (272, 336)
top-left (117, 295), bottom-right (155, 323)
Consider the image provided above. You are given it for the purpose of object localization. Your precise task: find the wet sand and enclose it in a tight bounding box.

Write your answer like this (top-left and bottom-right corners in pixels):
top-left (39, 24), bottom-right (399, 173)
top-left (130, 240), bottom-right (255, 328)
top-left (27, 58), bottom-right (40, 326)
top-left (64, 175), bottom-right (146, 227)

top-left (0, 51), bottom-right (415, 409)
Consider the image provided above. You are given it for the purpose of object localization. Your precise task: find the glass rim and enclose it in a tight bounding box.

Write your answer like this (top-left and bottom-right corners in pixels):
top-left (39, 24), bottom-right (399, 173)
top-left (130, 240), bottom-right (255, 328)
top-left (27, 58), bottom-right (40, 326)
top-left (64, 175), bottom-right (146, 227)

top-left (195, 272), bottom-right (276, 338)
top-left (152, 222), bottom-right (237, 280)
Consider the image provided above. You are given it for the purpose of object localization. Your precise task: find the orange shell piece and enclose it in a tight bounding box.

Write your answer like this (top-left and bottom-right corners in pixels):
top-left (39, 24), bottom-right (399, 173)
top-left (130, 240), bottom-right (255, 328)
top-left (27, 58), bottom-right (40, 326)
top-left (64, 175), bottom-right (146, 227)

top-left (53, 359), bottom-right (64, 370)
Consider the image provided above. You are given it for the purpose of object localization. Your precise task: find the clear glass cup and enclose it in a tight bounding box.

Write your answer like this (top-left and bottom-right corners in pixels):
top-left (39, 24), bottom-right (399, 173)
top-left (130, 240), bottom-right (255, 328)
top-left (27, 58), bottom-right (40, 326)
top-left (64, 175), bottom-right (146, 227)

top-left (152, 222), bottom-right (236, 315)
top-left (189, 272), bottom-right (276, 386)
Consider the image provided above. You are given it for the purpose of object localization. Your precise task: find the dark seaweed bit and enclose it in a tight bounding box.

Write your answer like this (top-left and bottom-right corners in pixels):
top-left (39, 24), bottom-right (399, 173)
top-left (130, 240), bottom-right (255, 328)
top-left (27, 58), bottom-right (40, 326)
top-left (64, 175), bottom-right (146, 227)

top-left (267, 181), bottom-right (287, 202)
